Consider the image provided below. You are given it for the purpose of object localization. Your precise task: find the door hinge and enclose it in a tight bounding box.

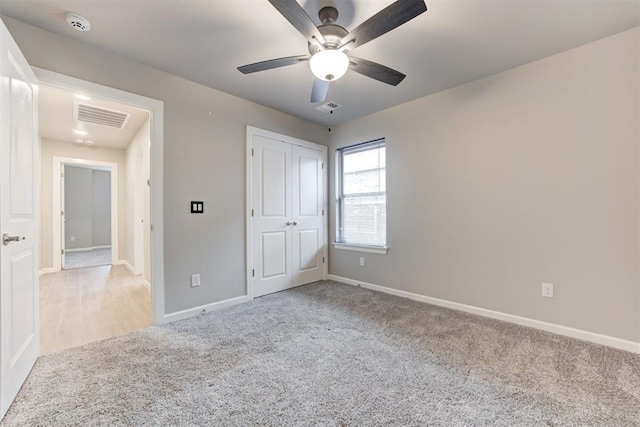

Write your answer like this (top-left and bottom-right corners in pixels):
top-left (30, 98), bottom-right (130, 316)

top-left (322, 257), bottom-right (325, 264)
top-left (61, 210), bottom-right (64, 216)
top-left (251, 148), bottom-right (254, 156)
top-left (147, 179), bottom-right (151, 187)
top-left (322, 162), bottom-right (324, 169)
top-left (61, 172), bottom-right (64, 178)
top-left (151, 224), bottom-right (155, 231)
top-left (251, 208), bottom-right (254, 217)
top-left (322, 209), bottom-right (324, 216)
top-left (61, 249), bottom-right (64, 255)
top-left (252, 269), bottom-right (255, 277)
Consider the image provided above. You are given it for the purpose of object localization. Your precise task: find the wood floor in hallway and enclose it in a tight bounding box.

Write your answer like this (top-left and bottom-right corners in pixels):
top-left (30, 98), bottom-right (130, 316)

top-left (39, 264), bottom-right (151, 355)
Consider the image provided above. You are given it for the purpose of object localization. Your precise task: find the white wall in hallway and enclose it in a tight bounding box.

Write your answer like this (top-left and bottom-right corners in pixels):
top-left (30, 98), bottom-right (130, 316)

top-left (126, 117), bottom-right (151, 280)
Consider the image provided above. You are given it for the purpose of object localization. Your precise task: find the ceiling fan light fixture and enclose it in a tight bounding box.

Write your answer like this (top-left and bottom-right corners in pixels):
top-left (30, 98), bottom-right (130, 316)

top-left (310, 49), bottom-right (349, 81)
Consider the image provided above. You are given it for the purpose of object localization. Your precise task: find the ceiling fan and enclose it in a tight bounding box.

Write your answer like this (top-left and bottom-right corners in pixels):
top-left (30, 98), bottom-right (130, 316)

top-left (237, 0), bottom-right (428, 104)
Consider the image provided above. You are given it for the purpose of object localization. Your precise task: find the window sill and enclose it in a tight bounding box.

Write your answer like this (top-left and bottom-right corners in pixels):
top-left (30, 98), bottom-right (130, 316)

top-left (332, 242), bottom-right (389, 255)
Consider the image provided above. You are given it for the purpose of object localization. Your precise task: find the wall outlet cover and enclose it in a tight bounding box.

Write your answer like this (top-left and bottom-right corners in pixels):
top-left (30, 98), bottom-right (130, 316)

top-left (191, 273), bottom-right (201, 287)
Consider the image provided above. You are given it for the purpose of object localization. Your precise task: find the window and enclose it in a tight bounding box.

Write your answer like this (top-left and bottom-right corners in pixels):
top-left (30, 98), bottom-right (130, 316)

top-left (336, 139), bottom-right (387, 252)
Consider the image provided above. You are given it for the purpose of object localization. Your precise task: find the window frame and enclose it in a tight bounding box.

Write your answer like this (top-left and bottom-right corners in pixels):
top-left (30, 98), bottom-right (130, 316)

top-left (334, 138), bottom-right (388, 254)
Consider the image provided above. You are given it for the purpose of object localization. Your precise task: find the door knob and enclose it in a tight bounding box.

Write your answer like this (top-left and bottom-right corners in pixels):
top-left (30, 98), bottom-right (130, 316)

top-left (3, 234), bottom-right (25, 246)
top-left (292, 221), bottom-right (298, 226)
top-left (285, 221), bottom-right (292, 226)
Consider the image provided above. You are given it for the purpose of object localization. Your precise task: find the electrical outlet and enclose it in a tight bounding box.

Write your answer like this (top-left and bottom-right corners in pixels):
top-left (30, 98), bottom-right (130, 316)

top-left (359, 257), bottom-right (365, 267)
top-left (191, 273), bottom-right (200, 287)
top-left (542, 282), bottom-right (554, 298)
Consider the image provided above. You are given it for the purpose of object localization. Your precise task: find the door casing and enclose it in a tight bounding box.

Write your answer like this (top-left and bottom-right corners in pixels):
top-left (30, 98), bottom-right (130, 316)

top-left (53, 159), bottom-right (118, 270)
top-left (34, 67), bottom-right (166, 325)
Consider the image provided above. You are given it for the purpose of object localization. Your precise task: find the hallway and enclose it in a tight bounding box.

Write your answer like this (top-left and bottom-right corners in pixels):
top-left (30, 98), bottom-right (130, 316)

top-left (39, 264), bottom-right (151, 355)
top-left (64, 248), bottom-right (112, 269)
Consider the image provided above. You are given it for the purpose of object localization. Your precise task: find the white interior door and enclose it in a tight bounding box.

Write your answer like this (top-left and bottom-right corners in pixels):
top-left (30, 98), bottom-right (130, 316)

top-left (291, 145), bottom-right (324, 286)
top-left (252, 134), bottom-right (293, 297)
top-left (0, 21), bottom-right (39, 419)
top-left (249, 129), bottom-right (326, 298)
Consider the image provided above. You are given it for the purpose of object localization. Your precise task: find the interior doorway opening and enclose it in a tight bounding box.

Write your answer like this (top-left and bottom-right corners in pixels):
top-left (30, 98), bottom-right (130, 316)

top-left (60, 162), bottom-right (116, 270)
top-left (37, 75), bottom-right (160, 354)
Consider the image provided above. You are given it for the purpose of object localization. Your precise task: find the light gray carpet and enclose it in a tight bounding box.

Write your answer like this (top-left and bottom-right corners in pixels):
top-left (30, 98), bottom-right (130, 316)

top-left (3, 281), bottom-right (639, 426)
top-left (64, 248), bottom-right (112, 269)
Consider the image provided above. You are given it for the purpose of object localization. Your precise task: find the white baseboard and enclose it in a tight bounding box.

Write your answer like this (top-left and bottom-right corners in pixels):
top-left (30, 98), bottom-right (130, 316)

top-left (65, 245), bottom-right (111, 253)
top-left (39, 267), bottom-right (56, 276)
top-left (328, 274), bottom-right (640, 354)
top-left (163, 295), bottom-right (252, 323)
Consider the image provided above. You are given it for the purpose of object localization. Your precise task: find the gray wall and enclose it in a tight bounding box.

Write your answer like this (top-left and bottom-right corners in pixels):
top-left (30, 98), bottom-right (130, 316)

top-left (64, 166), bottom-right (111, 250)
top-left (328, 28), bottom-right (640, 342)
top-left (91, 169), bottom-right (111, 246)
top-left (9, 15), bottom-right (637, 342)
top-left (64, 166), bottom-right (92, 249)
top-left (3, 16), bottom-right (329, 314)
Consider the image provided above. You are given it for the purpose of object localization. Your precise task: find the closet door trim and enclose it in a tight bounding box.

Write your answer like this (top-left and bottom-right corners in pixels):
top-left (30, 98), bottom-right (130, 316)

top-left (246, 126), bottom-right (328, 299)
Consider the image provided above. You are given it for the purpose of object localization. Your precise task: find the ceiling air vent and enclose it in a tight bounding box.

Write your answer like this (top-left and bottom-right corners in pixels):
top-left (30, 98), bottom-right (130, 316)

top-left (315, 102), bottom-right (342, 114)
top-left (74, 102), bottom-right (130, 129)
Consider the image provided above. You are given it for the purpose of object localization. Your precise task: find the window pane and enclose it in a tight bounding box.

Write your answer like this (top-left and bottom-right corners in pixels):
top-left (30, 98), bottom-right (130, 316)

top-left (342, 194), bottom-right (386, 246)
top-left (343, 168), bottom-right (386, 195)
top-left (343, 146), bottom-right (385, 195)
top-left (343, 146), bottom-right (385, 173)
top-left (338, 140), bottom-right (386, 247)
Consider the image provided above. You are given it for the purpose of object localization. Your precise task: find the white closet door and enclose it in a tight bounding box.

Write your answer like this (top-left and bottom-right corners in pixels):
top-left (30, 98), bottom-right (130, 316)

top-left (291, 145), bottom-right (324, 286)
top-left (252, 135), bottom-right (293, 297)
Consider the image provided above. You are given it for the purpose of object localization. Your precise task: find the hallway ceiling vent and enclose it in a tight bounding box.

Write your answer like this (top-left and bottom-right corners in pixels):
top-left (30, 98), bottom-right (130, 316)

top-left (74, 102), bottom-right (130, 129)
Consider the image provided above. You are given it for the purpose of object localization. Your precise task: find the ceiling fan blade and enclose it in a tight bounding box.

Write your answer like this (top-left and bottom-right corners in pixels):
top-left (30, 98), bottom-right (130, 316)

top-left (311, 78), bottom-right (329, 103)
top-left (268, 0), bottom-right (326, 44)
top-left (350, 57), bottom-right (406, 86)
top-left (237, 55), bottom-right (309, 74)
top-left (340, 0), bottom-right (427, 50)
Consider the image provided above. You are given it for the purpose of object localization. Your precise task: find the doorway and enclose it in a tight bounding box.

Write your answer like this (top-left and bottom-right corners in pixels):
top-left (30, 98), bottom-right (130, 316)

top-left (39, 84), bottom-right (152, 354)
top-left (246, 126), bottom-right (328, 298)
top-left (61, 163), bottom-right (116, 270)
top-left (34, 68), bottom-right (165, 326)
top-left (33, 71), bottom-right (165, 357)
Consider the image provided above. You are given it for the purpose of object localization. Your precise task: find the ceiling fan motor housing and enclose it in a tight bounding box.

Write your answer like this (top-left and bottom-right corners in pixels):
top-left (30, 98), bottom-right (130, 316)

top-left (308, 24), bottom-right (349, 54)
top-left (307, 6), bottom-right (348, 54)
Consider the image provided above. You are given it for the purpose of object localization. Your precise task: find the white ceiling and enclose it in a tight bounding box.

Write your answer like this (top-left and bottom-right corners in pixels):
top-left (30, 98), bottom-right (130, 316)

top-left (2, 0), bottom-right (639, 127)
top-left (39, 84), bottom-right (150, 149)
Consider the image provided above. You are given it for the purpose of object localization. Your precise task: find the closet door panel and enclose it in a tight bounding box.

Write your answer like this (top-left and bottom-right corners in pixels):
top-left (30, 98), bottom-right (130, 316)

top-left (292, 145), bottom-right (324, 286)
top-left (252, 135), bottom-right (292, 297)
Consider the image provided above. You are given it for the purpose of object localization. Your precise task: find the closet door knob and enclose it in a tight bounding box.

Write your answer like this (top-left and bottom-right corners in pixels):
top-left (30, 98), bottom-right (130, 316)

top-left (292, 221), bottom-right (298, 226)
top-left (285, 221), bottom-right (292, 226)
